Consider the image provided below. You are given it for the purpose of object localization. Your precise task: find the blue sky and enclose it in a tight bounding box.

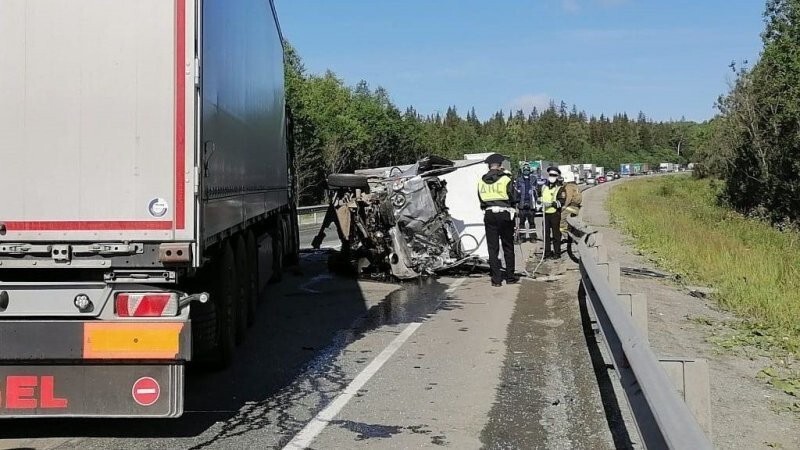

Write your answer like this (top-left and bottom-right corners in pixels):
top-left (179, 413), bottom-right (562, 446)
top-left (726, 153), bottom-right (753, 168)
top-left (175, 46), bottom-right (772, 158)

top-left (275, 0), bottom-right (764, 122)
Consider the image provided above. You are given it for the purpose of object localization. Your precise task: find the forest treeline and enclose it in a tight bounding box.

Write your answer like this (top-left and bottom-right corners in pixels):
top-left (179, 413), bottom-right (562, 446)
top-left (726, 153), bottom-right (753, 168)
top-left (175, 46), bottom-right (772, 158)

top-left (285, 45), bottom-right (700, 205)
top-left (286, 1), bottom-right (799, 217)
top-left (692, 0), bottom-right (800, 226)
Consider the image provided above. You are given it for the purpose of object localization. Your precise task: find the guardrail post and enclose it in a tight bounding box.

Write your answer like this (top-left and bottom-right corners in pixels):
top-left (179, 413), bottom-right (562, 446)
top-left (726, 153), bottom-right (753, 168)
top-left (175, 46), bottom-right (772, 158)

top-left (596, 245), bottom-right (608, 264)
top-left (598, 262), bottom-right (620, 292)
top-left (660, 358), bottom-right (713, 440)
top-left (617, 293), bottom-right (648, 338)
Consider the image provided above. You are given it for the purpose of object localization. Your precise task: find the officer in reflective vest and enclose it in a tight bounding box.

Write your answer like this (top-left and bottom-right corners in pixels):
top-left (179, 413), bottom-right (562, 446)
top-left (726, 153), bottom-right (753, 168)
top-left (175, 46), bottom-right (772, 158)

top-left (478, 153), bottom-right (519, 287)
top-left (541, 166), bottom-right (568, 259)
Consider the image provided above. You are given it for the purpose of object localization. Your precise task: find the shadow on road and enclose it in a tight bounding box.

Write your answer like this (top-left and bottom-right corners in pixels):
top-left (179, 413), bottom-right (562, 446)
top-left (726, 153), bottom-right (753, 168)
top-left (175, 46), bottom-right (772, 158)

top-left (0, 251), bottom-right (455, 447)
top-left (577, 282), bottom-right (636, 449)
top-left (0, 251), bottom-right (369, 440)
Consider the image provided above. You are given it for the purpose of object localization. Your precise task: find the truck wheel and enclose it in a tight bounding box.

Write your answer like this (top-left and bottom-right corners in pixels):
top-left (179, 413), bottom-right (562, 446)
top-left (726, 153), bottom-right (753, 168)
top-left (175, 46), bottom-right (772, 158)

top-left (189, 265), bottom-right (217, 365)
top-left (233, 236), bottom-right (250, 344)
top-left (212, 241), bottom-right (238, 367)
top-left (270, 225), bottom-right (284, 283)
top-left (244, 230), bottom-right (259, 326)
top-left (280, 215), bottom-right (294, 266)
top-left (285, 209), bottom-right (300, 266)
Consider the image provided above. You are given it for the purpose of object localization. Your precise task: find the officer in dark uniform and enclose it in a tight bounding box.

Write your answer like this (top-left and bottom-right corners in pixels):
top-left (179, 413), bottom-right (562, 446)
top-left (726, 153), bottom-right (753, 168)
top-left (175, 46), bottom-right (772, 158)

top-left (478, 153), bottom-right (519, 287)
top-left (515, 164), bottom-right (538, 243)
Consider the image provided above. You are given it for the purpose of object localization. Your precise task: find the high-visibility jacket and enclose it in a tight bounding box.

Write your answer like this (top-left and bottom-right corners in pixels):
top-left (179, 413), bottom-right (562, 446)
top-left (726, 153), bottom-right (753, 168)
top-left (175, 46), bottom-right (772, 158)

top-left (541, 184), bottom-right (566, 214)
top-left (478, 171), bottom-right (515, 209)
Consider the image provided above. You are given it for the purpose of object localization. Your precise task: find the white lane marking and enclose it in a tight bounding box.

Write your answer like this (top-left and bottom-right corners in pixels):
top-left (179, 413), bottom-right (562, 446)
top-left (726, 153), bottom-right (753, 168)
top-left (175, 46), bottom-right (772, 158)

top-left (283, 277), bottom-right (467, 450)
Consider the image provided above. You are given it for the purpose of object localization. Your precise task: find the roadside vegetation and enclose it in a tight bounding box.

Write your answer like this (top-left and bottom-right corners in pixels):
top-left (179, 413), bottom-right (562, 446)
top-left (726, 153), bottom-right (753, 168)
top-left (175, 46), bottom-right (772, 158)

top-left (608, 175), bottom-right (800, 400)
top-left (692, 0), bottom-right (800, 227)
top-left (679, 0), bottom-right (800, 401)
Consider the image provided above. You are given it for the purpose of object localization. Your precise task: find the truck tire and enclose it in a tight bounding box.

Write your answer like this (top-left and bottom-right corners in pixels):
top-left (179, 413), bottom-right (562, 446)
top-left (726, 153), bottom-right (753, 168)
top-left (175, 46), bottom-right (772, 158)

top-left (327, 173), bottom-right (370, 191)
top-left (189, 267), bottom-right (217, 365)
top-left (286, 210), bottom-right (300, 265)
top-left (270, 224), bottom-right (284, 283)
top-left (233, 236), bottom-right (250, 344)
top-left (280, 215), bottom-right (294, 266)
top-left (244, 230), bottom-right (259, 326)
top-left (211, 241), bottom-right (238, 367)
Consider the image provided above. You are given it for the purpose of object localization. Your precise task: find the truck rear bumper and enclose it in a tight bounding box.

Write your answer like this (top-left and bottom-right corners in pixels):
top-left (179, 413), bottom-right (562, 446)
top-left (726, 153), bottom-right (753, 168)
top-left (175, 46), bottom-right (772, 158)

top-left (0, 319), bottom-right (190, 418)
top-left (0, 320), bottom-right (191, 361)
top-left (0, 363), bottom-right (184, 418)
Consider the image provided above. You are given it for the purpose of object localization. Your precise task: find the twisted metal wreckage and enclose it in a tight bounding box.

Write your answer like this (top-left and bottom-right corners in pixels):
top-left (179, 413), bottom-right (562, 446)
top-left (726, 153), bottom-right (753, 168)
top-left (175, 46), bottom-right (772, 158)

top-left (311, 156), bottom-right (495, 280)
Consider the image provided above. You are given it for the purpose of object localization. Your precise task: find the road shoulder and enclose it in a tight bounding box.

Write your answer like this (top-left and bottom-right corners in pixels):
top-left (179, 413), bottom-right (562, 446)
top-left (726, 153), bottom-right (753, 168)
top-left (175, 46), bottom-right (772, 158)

top-left (582, 179), bottom-right (800, 450)
top-left (480, 250), bottom-right (617, 450)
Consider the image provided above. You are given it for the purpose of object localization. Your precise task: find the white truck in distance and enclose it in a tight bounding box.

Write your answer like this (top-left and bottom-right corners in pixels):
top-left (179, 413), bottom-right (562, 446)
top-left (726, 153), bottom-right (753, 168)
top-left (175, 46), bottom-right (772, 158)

top-left (582, 164), bottom-right (597, 184)
top-left (558, 165), bottom-right (578, 182)
top-left (0, 0), bottom-right (298, 418)
top-left (660, 162), bottom-right (679, 172)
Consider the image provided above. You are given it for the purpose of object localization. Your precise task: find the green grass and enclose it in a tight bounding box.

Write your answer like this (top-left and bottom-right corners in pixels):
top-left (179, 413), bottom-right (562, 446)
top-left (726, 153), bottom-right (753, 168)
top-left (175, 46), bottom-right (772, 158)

top-left (608, 175), bottom-right (800, 357)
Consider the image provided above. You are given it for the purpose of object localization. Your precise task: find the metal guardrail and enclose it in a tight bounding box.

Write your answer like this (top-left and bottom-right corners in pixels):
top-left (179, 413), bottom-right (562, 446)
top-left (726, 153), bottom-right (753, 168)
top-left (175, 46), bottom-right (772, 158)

top-left (297, 204), bottom-right (328, 214)
top-left (297, 204), bottom-right (328, 226)
top-left (567, 216), bottom-right (713, 450)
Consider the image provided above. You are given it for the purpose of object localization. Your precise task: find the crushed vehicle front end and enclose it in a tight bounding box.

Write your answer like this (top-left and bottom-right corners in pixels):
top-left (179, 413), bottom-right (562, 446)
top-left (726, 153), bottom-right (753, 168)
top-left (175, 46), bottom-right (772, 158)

top-left (314, 157), bottom-right (477, 280)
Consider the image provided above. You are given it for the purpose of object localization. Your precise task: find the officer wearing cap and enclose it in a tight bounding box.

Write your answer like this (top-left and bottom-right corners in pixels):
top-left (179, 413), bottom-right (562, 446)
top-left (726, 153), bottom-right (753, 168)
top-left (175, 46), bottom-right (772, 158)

top-left (478, 153), bottom-right (519, 287)
top-left (541, 166), bottom-right (568, 259)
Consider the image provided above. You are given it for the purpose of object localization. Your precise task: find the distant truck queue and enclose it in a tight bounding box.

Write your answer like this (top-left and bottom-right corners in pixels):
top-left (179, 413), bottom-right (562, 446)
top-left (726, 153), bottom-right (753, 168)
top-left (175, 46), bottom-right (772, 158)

top-left (520, 159), bottom-right (686, 184)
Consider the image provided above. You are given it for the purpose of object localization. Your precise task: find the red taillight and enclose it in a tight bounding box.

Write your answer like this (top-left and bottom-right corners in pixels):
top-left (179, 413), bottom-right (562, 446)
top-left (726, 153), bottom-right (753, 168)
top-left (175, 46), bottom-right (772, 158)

top-left (115, 293), bottom-right (179, 317)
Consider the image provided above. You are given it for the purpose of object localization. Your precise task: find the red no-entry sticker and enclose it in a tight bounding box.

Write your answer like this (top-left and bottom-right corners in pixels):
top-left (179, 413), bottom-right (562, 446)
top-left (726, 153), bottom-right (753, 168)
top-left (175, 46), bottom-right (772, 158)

top-left (131, 377), bottom-right (160, 407)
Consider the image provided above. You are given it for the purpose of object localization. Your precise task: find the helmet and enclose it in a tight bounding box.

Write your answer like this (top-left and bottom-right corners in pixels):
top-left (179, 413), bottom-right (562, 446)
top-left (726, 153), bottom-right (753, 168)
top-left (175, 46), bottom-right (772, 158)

top-left (546, 166), bottom-right (561, 177)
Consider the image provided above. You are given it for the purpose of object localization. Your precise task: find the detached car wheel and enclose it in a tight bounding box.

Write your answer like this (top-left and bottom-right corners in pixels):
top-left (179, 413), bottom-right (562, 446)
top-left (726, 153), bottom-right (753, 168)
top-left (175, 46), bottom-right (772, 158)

top-left (327, 173), bottom-right (370, 191)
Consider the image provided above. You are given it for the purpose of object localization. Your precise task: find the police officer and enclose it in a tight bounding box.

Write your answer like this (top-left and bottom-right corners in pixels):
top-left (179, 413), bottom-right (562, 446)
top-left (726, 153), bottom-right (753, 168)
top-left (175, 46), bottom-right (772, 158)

top-left (478, 154), bottom-right (519, 287)
top-left (541, 166), bottom-right (568, 259)
top-left (515, 164), bottom-right (537, 243)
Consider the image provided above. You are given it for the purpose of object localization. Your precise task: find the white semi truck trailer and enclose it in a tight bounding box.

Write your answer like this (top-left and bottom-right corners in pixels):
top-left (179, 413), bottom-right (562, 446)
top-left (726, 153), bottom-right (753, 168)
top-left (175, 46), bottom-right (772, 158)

top-left (0, 0), bottom-right (298, 418)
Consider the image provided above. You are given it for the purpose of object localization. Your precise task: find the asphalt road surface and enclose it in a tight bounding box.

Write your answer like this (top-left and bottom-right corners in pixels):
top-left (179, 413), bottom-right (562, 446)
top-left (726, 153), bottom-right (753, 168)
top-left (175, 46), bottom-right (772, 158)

top-left (299, 222), bottom-right (340, 250)
top-left (1, 222), bottom-right (624, 450)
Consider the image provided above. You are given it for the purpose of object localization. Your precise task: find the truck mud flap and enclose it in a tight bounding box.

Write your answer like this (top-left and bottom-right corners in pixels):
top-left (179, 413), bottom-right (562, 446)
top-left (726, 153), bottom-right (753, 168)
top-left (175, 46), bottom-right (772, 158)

top-left (0, 364), bottom-right (183, 418)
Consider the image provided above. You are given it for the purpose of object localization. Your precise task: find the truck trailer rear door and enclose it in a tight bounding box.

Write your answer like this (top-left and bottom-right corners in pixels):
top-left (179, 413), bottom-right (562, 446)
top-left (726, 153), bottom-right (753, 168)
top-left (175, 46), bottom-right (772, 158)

top-left (0, 0), bottom-right (195, 242)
